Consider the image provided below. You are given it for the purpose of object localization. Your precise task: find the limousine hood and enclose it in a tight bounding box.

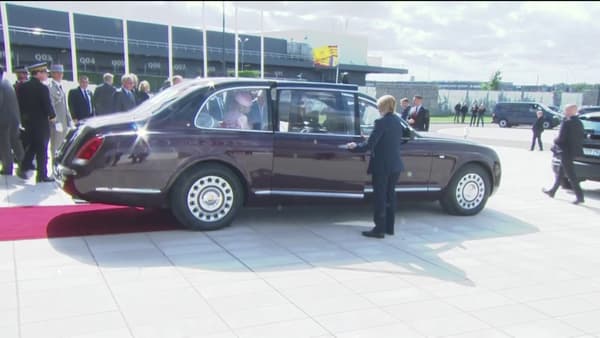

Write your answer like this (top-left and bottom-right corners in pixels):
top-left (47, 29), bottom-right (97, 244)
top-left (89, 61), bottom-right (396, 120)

top-left (418, 133), bottom-right (499, 156)
top-left (418, 133), bottom-right (479, 145)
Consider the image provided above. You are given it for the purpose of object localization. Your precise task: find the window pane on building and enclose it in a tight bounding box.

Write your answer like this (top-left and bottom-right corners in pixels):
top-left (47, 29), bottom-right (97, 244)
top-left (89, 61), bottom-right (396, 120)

top-left (7, 4), bottom-right (74, 80)
top-left (74, 13), bottom-right (124, 85)
top-left (127, 20), bottom-right (168, 93)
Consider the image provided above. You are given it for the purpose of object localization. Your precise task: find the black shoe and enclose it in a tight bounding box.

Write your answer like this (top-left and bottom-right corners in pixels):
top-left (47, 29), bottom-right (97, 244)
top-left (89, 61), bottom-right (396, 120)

top-left (16, 168), bottom-right (28, 180)
top-left (386, 230), bottom-right (394, 235)
top-left (572, 199), bottom-right (584, 205)
top-left (36, 176), bottom-right (54, 183)
top-left (362, 230), bottom-right (384, 239)
top-left (542, 188), bottom-right (555, 198)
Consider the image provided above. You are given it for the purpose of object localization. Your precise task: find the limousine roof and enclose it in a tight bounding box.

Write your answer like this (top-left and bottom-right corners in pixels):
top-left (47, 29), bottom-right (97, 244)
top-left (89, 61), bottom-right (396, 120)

top-left (185, 77), bottom-right (359, 91)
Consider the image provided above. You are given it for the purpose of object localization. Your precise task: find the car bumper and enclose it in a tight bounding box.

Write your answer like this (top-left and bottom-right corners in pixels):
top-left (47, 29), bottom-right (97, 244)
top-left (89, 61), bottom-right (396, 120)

top-left (53, 164), bottom-right (82, 198)
top-left (552, 157), bottom-right (600, 181)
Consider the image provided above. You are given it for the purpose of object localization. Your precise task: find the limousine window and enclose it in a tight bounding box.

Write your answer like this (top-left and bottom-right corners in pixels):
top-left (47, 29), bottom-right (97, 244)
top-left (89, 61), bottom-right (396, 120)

top-left (359, 97), bottom-right (380, 135)
top-left (194, 87), bottom-right (271, 131)
top-left (277, 89), bottom-right (355, 135)
top-left (359, 97), bottom-right (412, 138)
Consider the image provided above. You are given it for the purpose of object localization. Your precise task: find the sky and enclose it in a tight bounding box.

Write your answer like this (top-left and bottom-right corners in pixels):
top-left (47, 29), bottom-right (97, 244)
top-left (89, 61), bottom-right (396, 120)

top-left (12, 1), bottom-right (600, 85)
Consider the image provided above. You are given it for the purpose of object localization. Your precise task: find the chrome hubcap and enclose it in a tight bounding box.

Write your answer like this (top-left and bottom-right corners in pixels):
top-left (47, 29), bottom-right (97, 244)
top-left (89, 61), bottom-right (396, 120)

top-left (455, 173), bottom-right (485, 210)
top-left (187, 175), bottom-right (233, 222)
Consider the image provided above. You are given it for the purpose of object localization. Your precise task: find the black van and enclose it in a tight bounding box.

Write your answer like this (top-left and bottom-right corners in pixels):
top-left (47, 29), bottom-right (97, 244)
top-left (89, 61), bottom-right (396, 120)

top-left (492, 102), bottom-right (562, 129)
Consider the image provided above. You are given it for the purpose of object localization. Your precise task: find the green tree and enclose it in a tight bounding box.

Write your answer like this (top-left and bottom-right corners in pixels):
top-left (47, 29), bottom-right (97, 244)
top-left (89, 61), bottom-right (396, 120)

top-left (482, 70), bottom-right (502, 91)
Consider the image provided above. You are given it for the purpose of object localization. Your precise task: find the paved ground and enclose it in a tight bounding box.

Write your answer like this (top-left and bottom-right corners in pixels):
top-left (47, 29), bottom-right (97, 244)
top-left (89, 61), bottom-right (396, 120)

top-left (1, 125), bottom-right (600, 338)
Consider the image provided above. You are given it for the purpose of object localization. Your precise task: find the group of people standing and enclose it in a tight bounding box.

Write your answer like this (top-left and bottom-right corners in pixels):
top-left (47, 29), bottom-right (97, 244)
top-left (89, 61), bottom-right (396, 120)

top-left (0, 61), bottom-right (183, 183)
top-left (399, 95), bottom-right (430, 131)
top-left (454, 101), bottom-right (486, 127)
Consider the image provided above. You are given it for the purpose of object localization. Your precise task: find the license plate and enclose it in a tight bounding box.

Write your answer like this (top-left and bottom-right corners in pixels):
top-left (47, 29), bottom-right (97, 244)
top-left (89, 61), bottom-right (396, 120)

top-left (583, 147), bottom-right (600, 157)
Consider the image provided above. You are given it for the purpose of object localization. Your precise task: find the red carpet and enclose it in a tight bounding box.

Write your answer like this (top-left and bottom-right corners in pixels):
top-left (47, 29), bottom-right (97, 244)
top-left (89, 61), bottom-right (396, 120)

top-left (0, 204), bottom-right (180, 241)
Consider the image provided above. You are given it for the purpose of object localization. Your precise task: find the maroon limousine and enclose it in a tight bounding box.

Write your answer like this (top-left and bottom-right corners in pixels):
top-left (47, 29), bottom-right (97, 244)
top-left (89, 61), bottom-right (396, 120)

top-left (54, 78), bottom-right (501, 230)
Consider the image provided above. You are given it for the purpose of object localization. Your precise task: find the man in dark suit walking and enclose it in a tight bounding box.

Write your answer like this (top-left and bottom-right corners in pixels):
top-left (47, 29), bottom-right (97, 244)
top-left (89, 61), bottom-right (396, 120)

top-left (346, 95), bottom-right (404, 238)
top-left (460, 103), bottom-right (468, 123)
top-left (469, 101), bottom-right (479, 126)
top-left (0, 66), bottom-right (25, 176)
top-left (454, 102), bottom-right (462, 124)
top-left (16, 62), bottom-right (56, 182)
top-left (112, 74), bottom-right (137, 113)
top-left (530, 110), bottom-right (544, 151)
top-left (408, 95), bottom-right (429, 131)
top-left (68, 75), bottom-right (94, 123)
top-left (543, 104), bottom-right (585, 204)
top-left (92, 73), bottom-right (116, 115)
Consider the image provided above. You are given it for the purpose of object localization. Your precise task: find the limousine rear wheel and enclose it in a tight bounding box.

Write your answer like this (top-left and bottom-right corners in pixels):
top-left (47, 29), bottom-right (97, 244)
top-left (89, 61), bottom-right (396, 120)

top-left (170, 165), bottom-right (243, 231)
top-left (441, 164), bottom-right (490, 216)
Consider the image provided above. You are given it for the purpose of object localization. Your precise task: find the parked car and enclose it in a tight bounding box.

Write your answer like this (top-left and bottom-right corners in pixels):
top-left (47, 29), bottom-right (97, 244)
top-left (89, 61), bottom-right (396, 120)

top-left (54, 78), bottom-right (502, 231)
top-left (578, 105), bottom-right (600, 115)
top-left (492, 102), bottom-right (562, 129)
top-left (548, 105), bottom-right (561, 113)
top-left (552, 111), bottom-right (600, 186)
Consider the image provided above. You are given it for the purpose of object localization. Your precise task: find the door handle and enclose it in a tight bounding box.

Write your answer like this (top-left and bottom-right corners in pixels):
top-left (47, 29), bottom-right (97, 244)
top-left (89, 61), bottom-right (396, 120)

top-left (438, 154), bottom-right (446, 159)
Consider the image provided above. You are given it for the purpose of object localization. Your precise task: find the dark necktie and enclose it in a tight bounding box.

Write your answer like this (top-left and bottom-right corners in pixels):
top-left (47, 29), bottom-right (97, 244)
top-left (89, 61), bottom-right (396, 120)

top-left (82, 89), bottom-right (91, 113)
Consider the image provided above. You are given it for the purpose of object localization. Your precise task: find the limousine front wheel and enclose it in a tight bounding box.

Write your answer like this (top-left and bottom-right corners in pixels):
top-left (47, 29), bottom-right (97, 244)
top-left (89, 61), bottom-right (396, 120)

top-left (170, 165), bottom-right (243, 231)
top-left (441, 164), bottom-right (490, 216)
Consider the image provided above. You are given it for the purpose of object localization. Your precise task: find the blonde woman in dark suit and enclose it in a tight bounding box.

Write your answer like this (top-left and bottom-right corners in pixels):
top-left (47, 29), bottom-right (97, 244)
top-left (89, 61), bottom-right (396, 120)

top-left (346, 95), bottom-right (405, 238)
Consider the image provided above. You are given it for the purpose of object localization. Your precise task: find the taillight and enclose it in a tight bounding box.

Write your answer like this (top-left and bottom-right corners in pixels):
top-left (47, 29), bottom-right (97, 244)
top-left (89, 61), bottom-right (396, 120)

top-left (74, 136), bottom-right (104, 164)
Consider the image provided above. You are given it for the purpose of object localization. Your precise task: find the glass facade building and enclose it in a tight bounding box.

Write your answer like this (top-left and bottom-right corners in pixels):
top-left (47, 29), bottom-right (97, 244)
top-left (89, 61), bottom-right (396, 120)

top-left (1, 3), bottom-right (407, 91)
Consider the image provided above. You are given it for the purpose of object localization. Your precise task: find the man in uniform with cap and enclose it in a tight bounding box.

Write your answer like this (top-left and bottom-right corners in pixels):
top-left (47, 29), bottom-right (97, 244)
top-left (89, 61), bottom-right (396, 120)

top-left (13, 66), bottom-right (31, 165)
top-left (48, 64), bottom-right (71, 160)
top-left (13, 66), bottom-right (28, 95)
top-left (16, 62), bottom-right (56, 182)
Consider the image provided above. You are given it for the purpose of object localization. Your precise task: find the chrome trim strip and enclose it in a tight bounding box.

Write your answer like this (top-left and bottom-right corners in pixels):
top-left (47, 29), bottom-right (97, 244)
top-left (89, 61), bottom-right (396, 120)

top-left (277, 87), bottom-right (358, 93)
top-left (201, 128), bottom-right (273, 134)
top-left (364, 186), bottom-right (442, 193)
top-left (95, 187), bottom-right (161, 194)
top-left (274, 131), bottom-right (360, 138)
top-left (254, 190), bottom-right (363, 199)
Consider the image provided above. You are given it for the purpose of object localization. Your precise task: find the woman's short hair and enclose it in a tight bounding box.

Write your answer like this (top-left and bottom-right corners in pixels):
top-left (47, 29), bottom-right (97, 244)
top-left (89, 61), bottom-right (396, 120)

top-left (377, 95), bottom-right (396, 113)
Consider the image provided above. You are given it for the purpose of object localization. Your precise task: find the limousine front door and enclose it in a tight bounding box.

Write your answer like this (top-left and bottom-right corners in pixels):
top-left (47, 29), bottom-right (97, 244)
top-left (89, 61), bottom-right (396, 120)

top-left (271, 132), bottom-right (368, 197)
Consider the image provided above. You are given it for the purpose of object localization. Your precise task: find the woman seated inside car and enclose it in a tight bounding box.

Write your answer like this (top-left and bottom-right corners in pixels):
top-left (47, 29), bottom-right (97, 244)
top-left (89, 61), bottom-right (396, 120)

top-left (222, 91), bottom-right (253, 130)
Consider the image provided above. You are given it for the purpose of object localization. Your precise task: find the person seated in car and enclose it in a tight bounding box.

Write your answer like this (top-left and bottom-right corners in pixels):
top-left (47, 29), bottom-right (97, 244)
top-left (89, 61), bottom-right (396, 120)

top-left (222, 91), bottom-right (252, 130)
top-left (248, 90), bottom-right (269, 130)
top-left (323, 110), bottom-right (352, 134)
top-left (288, 92), bottom-right (311, 131)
